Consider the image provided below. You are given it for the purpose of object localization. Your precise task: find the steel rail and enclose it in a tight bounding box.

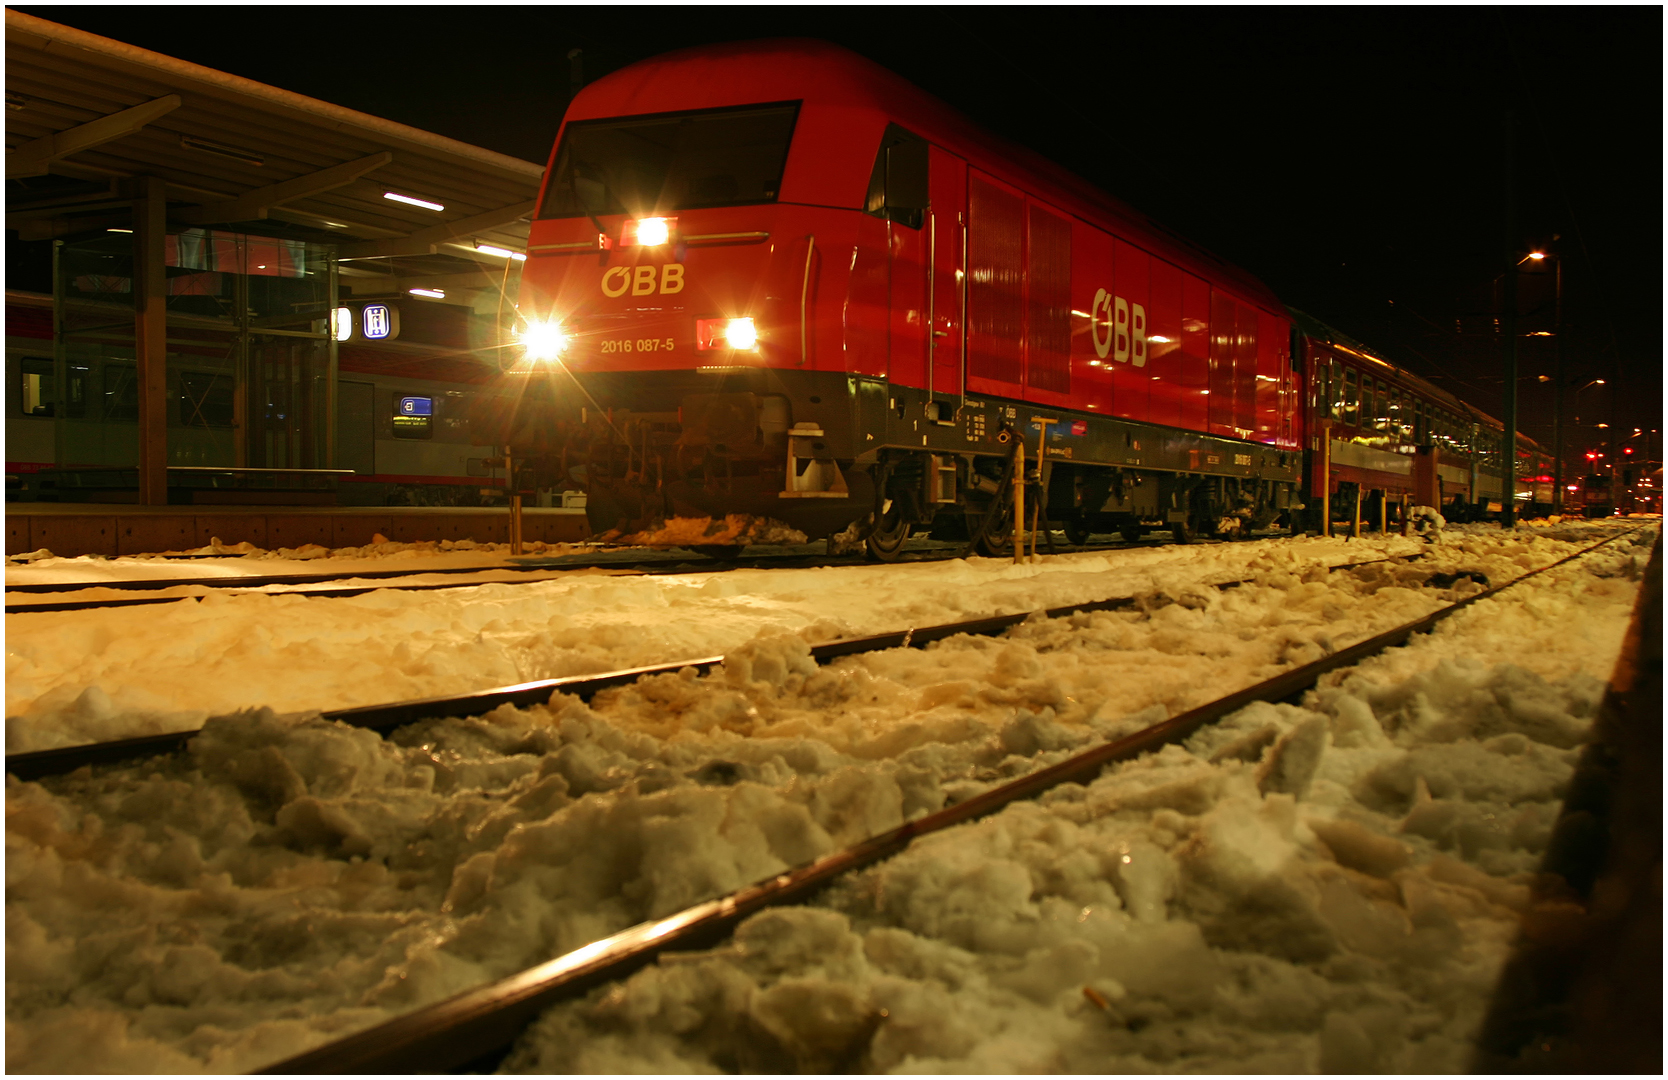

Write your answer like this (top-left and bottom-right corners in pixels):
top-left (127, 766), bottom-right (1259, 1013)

top-left (4, 549), bottom-right (1428, 783)
top-left (2, 533), bottom-right (1217, 614)
top-left (5, 562), bottom-right (582, 594)
top-left (256, 523), bottom-right (1653, 1074)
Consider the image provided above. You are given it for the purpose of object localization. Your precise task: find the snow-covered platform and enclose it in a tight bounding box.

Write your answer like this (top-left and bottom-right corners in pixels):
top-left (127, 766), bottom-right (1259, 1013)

top-left (5, 502), bottom-right (591, 558)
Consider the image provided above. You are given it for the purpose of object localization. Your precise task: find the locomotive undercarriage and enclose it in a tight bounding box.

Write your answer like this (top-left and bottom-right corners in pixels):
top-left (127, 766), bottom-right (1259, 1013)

top-left (488, 369), bottom-right (1304, 557)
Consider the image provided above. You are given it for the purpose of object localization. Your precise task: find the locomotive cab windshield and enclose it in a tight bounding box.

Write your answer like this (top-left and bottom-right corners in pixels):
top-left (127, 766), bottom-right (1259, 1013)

top-left (539, 102), bottom-right (800, 220)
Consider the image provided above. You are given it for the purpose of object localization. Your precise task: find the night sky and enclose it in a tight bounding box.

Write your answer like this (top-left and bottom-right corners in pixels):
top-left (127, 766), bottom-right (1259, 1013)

top-left (16, 6), bottom-right (1663, 462)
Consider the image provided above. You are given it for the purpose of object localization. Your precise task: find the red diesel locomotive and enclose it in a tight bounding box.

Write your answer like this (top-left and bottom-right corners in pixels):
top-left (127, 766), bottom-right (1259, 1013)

top-left (487, 39), bottom-right (1541, 557)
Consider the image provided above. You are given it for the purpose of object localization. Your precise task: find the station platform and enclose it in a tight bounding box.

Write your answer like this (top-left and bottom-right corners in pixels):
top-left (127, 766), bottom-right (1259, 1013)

top-left (5, 502), bottom-right (592, 558)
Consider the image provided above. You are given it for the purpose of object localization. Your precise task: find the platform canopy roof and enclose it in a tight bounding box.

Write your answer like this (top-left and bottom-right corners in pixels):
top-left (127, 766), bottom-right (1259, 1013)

top-left (4, 10), bottom-right (544, 305)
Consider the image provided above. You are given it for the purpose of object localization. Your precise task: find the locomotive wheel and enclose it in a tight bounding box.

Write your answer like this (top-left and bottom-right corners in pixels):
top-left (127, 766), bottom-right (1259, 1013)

top-left (865, 511), bottom-right (911, 562)
top-left (1170, 520), bottom-right (1194, 544)
top-left (972, 501), bottom-right (1015, 557)
top-left (1061, 515), bottom-right (1092, 546)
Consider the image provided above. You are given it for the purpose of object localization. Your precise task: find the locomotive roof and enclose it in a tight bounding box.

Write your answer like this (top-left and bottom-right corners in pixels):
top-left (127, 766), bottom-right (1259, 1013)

top-left (564, 39), bottom-right (1287, 318)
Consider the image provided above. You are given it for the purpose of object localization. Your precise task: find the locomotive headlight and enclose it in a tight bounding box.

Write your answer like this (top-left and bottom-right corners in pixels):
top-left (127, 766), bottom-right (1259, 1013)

top-left (723, 317), bottom-right (757, 350)
top-left (622, 216), bottom-right (676, 247)
top-left (695, 316), bottom-right (759, 352)
top-left (518, 319), bottom-right (570, 362)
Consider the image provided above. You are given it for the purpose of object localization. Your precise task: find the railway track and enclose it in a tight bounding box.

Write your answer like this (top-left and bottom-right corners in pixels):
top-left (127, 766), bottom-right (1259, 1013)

top-left (4, 547), bottom-right (1435, 783)
top-left (3, 533), bottom-right (1212, 614)
top-left (4, 526), bottom-right (1650, 1074)
top-left (240, 524), bottom-right (1654, 1074)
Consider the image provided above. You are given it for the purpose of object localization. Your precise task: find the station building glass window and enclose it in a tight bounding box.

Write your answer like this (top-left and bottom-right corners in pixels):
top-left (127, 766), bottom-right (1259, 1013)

top-left (55, 229), bottom-right (335, 472)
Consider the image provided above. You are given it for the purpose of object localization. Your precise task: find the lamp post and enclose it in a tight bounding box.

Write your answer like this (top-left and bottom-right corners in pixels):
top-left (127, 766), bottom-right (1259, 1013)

top-left (1500, 112), bottom-right (1517, 528)
top-left (1499, 249), bottom-right (1545, 526)
top-left (1524, 250), bottom-right (1567, 513)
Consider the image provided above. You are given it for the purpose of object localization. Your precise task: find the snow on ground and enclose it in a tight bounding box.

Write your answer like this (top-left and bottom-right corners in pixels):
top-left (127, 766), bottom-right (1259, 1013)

top-left (7, 532), bottom-right (1438, 753)
top-left (3, 521), bottom-right (1652, 1073)
top-left (500, 523), bottom-right (1654, 1074)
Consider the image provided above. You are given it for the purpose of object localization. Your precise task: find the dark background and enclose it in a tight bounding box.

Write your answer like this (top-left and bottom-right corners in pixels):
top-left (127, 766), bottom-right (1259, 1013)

top-left (14, 6), bottom-right (1663, 465)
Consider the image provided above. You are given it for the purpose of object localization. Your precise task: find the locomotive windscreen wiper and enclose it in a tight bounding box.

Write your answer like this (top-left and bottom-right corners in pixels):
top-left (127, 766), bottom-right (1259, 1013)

top-left (570, 159), bottom-right (613, 239)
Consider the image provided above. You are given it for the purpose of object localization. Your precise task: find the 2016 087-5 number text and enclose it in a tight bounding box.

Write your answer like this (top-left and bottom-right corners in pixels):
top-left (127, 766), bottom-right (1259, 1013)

top-left (600, 338), bottom-right (675, 354)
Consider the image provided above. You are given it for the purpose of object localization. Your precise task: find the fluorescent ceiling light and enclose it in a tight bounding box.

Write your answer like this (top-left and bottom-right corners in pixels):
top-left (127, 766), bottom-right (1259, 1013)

top-left (384, 192), bottom-right (445, 212)
top-left (409, 288), bottom-right (446, 299)
top-left (107, 227), bottom-right (133, 233)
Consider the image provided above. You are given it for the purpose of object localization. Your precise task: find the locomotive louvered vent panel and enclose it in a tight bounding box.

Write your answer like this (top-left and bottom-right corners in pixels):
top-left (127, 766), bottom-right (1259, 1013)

top-left (968, 175), bottom-right (1024, 386)
top-left (1025, 205), bottom-right (1072, 393)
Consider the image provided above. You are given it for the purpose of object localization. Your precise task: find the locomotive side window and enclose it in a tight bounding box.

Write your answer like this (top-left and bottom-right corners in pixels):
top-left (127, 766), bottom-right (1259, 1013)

top-left (540, 102), bottom-right (800, 219)
top-left (1342, 367), bottom-right (1359, 427)
top-left (863, 124), bottom-right (927, 229)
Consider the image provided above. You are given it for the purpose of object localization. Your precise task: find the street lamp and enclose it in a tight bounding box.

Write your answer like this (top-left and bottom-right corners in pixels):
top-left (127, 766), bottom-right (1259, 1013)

top-left (1514, 248), bottom-right (1573, 512)
top-left (1572, 378), bottom-right (1606, 425)
top-left (1527, 250), bottom-right (1568, 512)
top-left (1499, 246), bottom-right (1559, 523)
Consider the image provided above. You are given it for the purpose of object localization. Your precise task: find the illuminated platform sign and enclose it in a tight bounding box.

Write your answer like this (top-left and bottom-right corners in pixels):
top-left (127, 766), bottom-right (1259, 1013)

top-left (329, 304), bottom-right (401, 342)
top-left (362, 303), bottom-right (399, 340)
top-left (392, 394), bottom-right (432, 439)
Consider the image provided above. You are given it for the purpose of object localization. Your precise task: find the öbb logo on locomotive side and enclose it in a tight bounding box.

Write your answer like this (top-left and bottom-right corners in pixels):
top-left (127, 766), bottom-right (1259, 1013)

top-left (601, 264), bottom-right (685, 298)
top-left (1090, 288), bottom-right (1148, 367)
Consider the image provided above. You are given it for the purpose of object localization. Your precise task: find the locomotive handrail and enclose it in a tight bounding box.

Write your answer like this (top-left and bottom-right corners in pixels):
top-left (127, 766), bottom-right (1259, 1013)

top-left (926, 213), bottom-right (935, 397)
top-left (682, 230), bottom-right (769, 244)
top-left (799, 233), bottom-right (815, 366)
top-left (528, 240), bottom-right (598, 253)
top-left (959, 212), bottom-right (968, 407)
top-left (163, 466), bottom-right (358, 474)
